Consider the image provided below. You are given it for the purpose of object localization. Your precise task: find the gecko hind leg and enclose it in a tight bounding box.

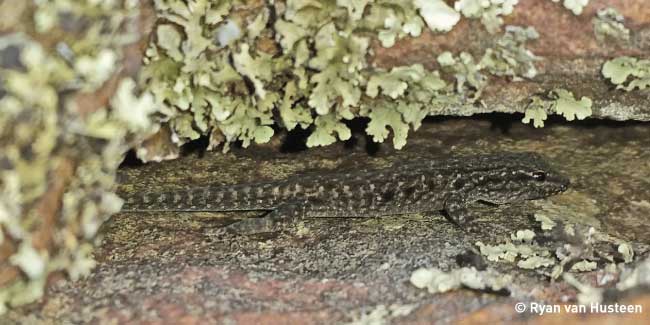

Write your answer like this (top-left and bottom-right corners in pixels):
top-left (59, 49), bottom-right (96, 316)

top-left (443, 195), bottom-right (472, 226)
top-left (225, 203), bottom-right (301, 235)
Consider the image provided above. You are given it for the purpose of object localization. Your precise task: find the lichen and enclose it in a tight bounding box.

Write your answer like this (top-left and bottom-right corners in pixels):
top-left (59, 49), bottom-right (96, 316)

top-left (142, 0), bottom-right (545, 151)
top-left (522, 89), bottom-right (592, 127)
top-left (551, 89), bottom-right (593, 121)
top-left (0, 1), bottom-right (157, 313)
top-left (455, 0), bottom-right (519, 33)
top-left (534, 214), bottom-right (557, 230)
top-left (593, 7), bottom-right (630, 43)
top-left (410, 266), bottom-right (512, 294)
top-left (480, 26), bottom-right (540, 80)
top-left (414, 0), bottom-right (460, 33)
top-left (550, 0), bottom-right (590, 15)
top-left (346, 304), bottom-right (416, 325)
top-left (0, 0), bottom-right (639, 315)
top-left (476, 241), bottom-right (551, 263)
top-left (510, 229), bottom-right (536, 242)
top-left (437, 51), bottom-right (487, 101)
top-left (602, 56), bottom-right (650, 91)
top-left (475, 216), bottom-right (635, 279)
top-left (345, 304), bottom-right (417, 325)
top-left (521, 97), bottom-right (550, 128)
top-left (362, 64), bottom-right (447, 148)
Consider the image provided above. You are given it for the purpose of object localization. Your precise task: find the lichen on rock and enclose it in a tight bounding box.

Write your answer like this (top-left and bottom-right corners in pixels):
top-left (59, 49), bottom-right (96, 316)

top-left (593, 7), bottom-right (630, 43)
top-left (142, 0), bottom-right (547, 151)
top-left (522, 89), bottom-right (592, 128)
top-left (0, 1), bottom-right (157, 313)
top-left (602, 56), bottom-right (650, 91)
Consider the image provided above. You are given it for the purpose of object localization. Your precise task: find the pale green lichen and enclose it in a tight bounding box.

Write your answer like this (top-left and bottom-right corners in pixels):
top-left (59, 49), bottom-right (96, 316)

top-left (455, 0), bottom-right (519, 33)
top-left (476, 241), bottom-right (551, 263)
top-left (475, 221), bottom-right (633, 277)
top-left (522, 89), bottom-right (592, 127)
top-left (437, 51), bottom-right (487, 101)
top-left (570, 260), bottom-right (598, 272)
top-left (140, 0), bottom-right (470, 150)
top-left (518, 256), bottom-right (556, 269)
top-left (346, 304), bottom-right (416, 325)
top-left (0, 0), bottom-right (157, 313)
top-left (593, 7), bottom-right (630, 43)
top-left (618, 242), bottom-right (635, 263)
top-left (602, 56), bottom-right (650, 91)
top-left (552, 88), bottom-right (593, 121)
top-left (510, 229), bottom-right (536, 242)
top-left (9, 239), bottom-right (47, 280)
top-left (414, 0), bottom-right (460, 32)
top-left (306, 114), bottom-right (352, 147)
top-left (435, 25), bottom-right (540, 102)
top-left (522, 102), bottom-right (549, 128)
top-left (410, 266), bottom-right (512, 293)
top-left (142, 0), bottom-right (546, 151)
top-left (534, 213), bottom-right (557, 230)
top-left (551, 0), bottom-right (590, 16)
top-left (365, 105), bottom-right (410, 149)
top-left (361, 1), bottom-right (425, 48)
top-left (481, 26), bottom-right (540, 80)
top-left (306, 22), bottom-right (368, 115)
top-left (74, 49), bottom-right (120, 91)
top-left (362, 64), bottom-right (447, 148)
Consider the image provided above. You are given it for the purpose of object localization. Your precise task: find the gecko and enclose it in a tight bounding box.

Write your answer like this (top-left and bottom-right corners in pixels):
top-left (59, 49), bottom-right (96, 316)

top-left (121, 152), bottom-right (569, 234)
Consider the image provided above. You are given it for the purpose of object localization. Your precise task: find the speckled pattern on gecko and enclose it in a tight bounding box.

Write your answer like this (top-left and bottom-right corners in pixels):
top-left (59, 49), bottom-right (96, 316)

top-left (121, 152), bottom-right (569, 234)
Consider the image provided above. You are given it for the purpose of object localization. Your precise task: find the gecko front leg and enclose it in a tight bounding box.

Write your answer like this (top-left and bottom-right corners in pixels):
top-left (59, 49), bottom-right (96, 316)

top-left (225, 203), bottom-right (301, 235)
top-left (443, 193), bottom-right (472, 226)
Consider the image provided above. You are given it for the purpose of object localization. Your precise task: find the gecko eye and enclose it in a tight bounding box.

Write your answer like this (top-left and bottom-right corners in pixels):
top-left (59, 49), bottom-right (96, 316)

top-left (532, 171), bottom-right (546, 181)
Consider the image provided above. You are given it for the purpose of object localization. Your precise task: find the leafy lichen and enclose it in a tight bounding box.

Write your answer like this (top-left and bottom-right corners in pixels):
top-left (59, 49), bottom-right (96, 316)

top-left (0, 0), bottom-right (633, 314)
top-left (306, 113), bottom-right (352, 147)
top-left (593, 7), bottom-right (630, 43)
top-left (552, 89), bottom-right (593, 121)
top-left (480, 26), bottom-right (540, 80)
top-left (414, 0), bottom-right (460, 33)
top-left (602, 56), bottom-right (650, 91)
top-left (550, 0), bottom-right (590, 15)
top-left (522, 89), bottom-right (592, 127)
top-left (455, 0), bottom-right (519, 33)
top-left (437, 51), bottom-right (487, 101)
top-left (410, 266), bottom-right (512, 294)
top-left (140, 0), bottom-right (548, 151)
top-left (0, 1), bottom-right (157, 313)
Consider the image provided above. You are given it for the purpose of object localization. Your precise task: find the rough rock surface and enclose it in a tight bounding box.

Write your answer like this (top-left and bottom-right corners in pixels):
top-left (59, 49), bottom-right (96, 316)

top-left (5, 116), bottom-right (650, 323)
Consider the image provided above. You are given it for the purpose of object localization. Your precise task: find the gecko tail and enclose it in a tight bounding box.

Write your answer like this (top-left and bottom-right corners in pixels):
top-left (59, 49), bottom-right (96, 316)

top-left (120, 183), bottom-right (281, 212)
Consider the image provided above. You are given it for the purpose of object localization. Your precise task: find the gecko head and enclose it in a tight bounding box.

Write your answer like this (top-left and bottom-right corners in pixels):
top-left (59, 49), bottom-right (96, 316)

top-left (472, 152), bottom-right (570, 204)
top-left (501, 152), bottom-right (569, 201)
